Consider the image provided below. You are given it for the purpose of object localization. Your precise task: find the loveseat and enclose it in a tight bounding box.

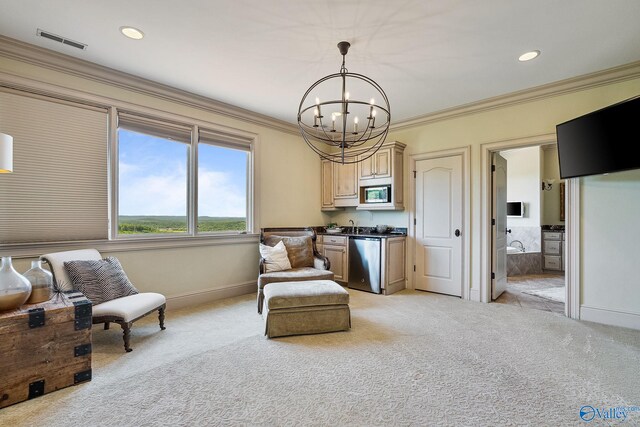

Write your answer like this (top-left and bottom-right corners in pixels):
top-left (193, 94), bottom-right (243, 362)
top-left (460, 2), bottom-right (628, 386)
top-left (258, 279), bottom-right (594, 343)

top-left (257, 227), bottom-right (334, 313)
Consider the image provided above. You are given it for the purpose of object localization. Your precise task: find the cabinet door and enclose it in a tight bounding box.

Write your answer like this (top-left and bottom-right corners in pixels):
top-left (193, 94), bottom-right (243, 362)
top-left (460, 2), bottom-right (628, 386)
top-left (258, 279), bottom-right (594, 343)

top-left (321, 160), bottom-right (334, 209)
top-left (374, 148), bottom-right (392, 178)
top-left (323, 245), bottom-right (347, 282)
top-left (359, 155), bottom-right (376, 180)
top-left (386, 238), bottom-right (406, 285)
top-left (334, 162), bottom-right (358, 199)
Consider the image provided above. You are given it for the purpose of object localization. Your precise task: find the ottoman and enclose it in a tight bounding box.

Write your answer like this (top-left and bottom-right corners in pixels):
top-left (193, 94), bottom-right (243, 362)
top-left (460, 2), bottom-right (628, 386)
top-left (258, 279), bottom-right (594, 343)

top-left (263, 280), bottom-right (351, 338)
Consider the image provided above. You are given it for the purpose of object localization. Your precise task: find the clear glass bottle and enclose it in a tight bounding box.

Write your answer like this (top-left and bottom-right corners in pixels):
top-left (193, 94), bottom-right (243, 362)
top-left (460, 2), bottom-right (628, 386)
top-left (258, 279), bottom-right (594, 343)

top-left (0, 256), bottom-right (32, 311)
top-left (24, 260), bottom-right (54, 304)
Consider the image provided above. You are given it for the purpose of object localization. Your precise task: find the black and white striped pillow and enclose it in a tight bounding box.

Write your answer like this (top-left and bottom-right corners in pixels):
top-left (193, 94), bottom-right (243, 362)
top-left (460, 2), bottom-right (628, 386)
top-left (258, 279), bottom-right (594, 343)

top-left (64, 257), bottom-right (138, 305)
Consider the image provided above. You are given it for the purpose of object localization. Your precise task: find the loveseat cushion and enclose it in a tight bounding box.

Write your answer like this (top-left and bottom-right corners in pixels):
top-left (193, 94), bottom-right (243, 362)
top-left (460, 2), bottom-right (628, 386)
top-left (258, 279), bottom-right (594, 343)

top-left (263, 235), bottom-right (314, 268)
top-left (258, 267), bottom-right (334, 289)
top-left (264, 280), bottom-right (349, 310)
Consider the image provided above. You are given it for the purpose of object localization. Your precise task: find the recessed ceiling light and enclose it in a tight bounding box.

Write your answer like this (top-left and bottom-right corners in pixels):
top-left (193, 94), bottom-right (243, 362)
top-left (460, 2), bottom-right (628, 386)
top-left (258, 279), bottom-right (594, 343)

top-left (120, 26), bottom-right (144, 40)
top-left (518, 50), bottom-right (540, 62)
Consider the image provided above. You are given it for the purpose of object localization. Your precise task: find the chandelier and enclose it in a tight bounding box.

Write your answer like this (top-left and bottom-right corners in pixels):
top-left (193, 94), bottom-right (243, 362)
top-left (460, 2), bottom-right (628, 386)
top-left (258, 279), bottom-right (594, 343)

top-left (297, 41), bottom-right (390, 164)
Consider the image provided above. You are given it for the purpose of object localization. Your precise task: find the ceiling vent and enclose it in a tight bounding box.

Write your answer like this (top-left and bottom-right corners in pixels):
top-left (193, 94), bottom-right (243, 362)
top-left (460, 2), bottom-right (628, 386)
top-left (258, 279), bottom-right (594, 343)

top-left (36, 29), bottom-right (87, 50)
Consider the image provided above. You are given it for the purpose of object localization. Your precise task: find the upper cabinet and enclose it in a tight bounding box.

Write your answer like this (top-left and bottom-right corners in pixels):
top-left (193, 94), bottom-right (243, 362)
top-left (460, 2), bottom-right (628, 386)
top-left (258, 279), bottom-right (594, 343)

top-left (357, 141), bottom-right (405, 210)
top-left (333, 162), bottom-right (358, 207)
top-left (321, 159), bottom-right (358, 210)
top-left (320, 141), bottom-right (405, 211)
top-left (321, 159), bottom-right (336, 210)
top-left (359, 147), bottom-right (391, 180)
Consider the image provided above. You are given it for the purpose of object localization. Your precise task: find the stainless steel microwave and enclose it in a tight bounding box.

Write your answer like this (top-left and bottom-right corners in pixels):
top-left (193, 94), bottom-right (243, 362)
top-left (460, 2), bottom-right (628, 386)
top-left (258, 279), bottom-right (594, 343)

top-left (363, 185), bottom-right (391, 203)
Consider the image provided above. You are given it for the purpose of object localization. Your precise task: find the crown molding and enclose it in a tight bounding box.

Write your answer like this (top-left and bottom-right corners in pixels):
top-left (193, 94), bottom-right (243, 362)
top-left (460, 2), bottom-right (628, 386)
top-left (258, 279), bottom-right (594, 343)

top-left (0, 35), bottom-right (299, 135)
top-left (392, 61), bottom-right (640, 131)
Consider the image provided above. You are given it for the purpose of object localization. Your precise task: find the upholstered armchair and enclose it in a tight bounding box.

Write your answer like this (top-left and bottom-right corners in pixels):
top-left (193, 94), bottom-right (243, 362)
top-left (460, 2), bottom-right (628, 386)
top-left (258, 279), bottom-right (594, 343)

top-left (257, 227), bottom-right (334, 313)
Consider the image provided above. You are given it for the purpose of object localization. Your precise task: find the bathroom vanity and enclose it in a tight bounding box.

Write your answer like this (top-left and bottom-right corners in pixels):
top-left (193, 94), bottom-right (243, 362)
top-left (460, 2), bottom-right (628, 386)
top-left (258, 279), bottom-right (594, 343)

top-left (542, 226), bottom-right (565, 271)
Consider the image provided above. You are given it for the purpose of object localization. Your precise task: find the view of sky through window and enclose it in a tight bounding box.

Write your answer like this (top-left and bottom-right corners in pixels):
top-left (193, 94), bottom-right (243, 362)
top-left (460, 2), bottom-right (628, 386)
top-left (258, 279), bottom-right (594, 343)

top-left (118, 129), bottom-right (247, 234)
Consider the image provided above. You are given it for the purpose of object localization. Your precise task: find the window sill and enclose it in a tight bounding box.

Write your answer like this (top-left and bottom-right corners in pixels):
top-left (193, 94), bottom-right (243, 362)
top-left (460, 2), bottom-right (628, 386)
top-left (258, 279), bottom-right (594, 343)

top-left (0, 233), bottom-right (260, 259)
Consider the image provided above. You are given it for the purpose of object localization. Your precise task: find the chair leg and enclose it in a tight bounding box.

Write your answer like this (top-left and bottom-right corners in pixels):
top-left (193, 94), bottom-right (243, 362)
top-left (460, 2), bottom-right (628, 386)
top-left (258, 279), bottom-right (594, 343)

top-left (158, 306), bottom-right (166, 330)
top-left (257, 292), bottom-right (264, 314)
top-left (104, 322), bottom-right (110, 330)
top-left (121, 322), bottom-right (133, 352)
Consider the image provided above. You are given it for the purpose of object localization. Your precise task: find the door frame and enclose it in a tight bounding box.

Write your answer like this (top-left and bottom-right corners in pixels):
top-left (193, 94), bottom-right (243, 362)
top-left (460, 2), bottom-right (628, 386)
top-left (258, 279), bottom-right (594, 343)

top-left (409, 146), bottom-right (471, 300)
top-left (480, 133), bottom-right (580, 319)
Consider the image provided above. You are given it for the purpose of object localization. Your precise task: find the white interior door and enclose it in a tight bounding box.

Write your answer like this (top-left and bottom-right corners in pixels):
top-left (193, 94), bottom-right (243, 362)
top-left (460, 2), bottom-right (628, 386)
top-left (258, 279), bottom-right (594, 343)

top-left (415, 155), bottom-right (462, 296)
top-left (492, 153), bottom-right (508, 300)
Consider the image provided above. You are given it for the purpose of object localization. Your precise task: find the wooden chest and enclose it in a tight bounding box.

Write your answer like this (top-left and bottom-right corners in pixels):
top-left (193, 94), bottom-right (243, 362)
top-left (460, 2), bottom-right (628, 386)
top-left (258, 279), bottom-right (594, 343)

top-left (0, 292), bottom-right (92, 409)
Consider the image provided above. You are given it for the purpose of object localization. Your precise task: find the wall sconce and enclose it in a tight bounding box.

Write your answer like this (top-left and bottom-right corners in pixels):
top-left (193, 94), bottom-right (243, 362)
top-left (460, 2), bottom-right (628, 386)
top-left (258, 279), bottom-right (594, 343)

top-left (0, 132), bottom-right (13, 173)
top-left (542, 179), bottom-right (555, 191)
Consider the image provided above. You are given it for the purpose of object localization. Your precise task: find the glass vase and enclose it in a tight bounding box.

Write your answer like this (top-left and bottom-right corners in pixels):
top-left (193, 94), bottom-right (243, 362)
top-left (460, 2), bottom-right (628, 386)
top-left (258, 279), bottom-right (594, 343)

top-left (0, 256), bottom-right (32, 311)
top-left (24, 260), bottom-right (54, 304)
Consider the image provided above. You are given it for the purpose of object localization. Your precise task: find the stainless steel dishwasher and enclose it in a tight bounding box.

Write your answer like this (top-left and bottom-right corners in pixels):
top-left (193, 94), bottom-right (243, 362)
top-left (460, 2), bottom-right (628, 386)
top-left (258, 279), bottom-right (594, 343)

top-left (348, 236), bottom-right (382, 294)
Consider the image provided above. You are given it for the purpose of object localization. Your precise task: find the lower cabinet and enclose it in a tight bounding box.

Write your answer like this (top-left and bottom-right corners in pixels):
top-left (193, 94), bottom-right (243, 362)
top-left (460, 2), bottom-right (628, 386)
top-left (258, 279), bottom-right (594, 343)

top-left (319, 235), bottom-right (348, 283)
top-left (381, 237), bottom-right (406, 295)
top-left (317, 234), bottom-right (406, 292)
top-left (542, 230), bottom-right (564, 272)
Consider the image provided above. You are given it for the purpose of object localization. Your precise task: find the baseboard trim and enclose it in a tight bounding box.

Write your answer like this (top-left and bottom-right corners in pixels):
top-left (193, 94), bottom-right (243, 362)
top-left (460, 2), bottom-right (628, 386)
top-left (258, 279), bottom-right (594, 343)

top-left (166, 281), bottom-right (256, 311)
top-left (470, 288), bottom-right (481, 302)
top-left (580, 305), bottom-right (640, 331)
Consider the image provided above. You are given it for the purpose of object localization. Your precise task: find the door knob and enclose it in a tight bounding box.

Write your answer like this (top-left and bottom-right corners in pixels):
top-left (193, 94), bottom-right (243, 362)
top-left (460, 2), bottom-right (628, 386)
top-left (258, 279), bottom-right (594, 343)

top-left (455, 229), bottom-right (461, 237)
top-left (506, 228), bottom-right (512, 234)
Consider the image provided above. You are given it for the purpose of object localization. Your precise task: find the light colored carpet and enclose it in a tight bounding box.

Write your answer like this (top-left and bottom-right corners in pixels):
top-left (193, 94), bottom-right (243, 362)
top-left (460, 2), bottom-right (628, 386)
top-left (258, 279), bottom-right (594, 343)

top-left (1, 289), bottom-right (639, 426)
top-left (522, 286), bottom-right (565, 303)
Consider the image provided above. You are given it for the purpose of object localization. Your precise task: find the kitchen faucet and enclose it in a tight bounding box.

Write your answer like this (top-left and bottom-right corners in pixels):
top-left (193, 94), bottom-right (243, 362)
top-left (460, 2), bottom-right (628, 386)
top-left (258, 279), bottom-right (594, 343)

top-left (349, 219), bottom-right (357, 234)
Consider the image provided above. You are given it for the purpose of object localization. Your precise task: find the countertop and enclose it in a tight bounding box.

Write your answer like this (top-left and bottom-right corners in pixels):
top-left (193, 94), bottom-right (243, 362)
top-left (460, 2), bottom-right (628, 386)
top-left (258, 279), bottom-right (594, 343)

top-left (317, 228), bottom-right (407, 239)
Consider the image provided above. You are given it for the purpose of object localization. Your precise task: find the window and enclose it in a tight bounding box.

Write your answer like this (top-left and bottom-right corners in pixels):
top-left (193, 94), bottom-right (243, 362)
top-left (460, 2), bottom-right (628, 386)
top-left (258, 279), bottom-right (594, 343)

top-left (197, 129), bottom-right (250, 234)
top-left (115, 114), bottom-right (253, 239)
top-left (117, 113), bottom-right (191, 236)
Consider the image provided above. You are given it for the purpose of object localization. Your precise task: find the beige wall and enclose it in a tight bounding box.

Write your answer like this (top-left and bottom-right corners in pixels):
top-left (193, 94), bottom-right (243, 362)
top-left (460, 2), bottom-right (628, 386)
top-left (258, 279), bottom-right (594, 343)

top-left (3, 48), bottom-right (640, 323)
top-left (1, 55), bottom-right (323, 302)
top-left (328, 75), bottom-right (640, 321)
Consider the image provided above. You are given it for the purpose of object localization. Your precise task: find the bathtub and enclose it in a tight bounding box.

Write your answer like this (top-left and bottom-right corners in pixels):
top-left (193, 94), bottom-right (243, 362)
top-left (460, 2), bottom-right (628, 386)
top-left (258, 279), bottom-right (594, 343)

top-left (506, 249), bottom-right (542, 276)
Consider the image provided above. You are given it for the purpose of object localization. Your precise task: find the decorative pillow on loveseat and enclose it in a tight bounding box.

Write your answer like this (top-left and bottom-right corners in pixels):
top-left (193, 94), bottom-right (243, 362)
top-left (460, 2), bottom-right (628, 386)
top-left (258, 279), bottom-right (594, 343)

top-left (259, 240), bottom-right (292, 272)
top-left (263, 235), bottom-right (315, 268)
top-left (64, 257), bottom-right (139, 305)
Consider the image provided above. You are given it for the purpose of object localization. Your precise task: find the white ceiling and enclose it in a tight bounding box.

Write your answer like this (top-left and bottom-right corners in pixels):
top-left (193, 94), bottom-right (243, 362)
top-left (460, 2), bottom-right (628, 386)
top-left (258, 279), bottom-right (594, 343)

top-left (1, 0), bottom-right (640, 125)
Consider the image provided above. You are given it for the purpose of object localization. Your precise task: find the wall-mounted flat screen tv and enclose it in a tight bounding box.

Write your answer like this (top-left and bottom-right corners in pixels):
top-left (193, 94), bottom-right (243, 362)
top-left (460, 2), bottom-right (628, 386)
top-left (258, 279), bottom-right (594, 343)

top-left (506, 201), bottom-right (524, 217)
top-left (556, 95), bottom-right (640, 179)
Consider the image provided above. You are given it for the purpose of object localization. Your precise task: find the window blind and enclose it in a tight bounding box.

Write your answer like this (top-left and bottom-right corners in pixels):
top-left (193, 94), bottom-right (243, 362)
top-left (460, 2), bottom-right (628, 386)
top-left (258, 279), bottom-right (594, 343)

top-left (199, 128), bottom-right (252, 151)
top-left (0, 90), bottom-right (109, 244)
top-left (118, 112), bottom-right (192, 144)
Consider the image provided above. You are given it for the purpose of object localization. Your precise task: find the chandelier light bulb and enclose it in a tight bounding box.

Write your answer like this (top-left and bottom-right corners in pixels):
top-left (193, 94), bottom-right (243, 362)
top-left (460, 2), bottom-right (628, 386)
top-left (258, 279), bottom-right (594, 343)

top-left (345, 92), bottom-right (350, 100)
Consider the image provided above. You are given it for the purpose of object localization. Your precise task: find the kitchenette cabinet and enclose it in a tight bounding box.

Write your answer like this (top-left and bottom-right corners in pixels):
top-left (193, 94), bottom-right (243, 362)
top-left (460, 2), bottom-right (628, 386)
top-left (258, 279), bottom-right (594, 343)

top-left (317, 234), bottom-right (348, 282)
top-left (357, 141), bottom-right (405, 210)
top-left (320, 159), bottom-right (358, 210)
top-left (359, 147), bottom-right (391, 180)
top-left (320, 141), bottom-right (405, 211)
top-left (382, 236), bottom-right (406, 295)
top-left (317, 232), bottom-right (406, 293)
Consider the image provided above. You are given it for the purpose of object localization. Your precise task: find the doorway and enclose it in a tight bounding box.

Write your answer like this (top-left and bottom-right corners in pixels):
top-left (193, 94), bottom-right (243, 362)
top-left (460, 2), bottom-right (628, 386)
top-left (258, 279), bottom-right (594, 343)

top-left (481, 135), bottom-right (579, 319)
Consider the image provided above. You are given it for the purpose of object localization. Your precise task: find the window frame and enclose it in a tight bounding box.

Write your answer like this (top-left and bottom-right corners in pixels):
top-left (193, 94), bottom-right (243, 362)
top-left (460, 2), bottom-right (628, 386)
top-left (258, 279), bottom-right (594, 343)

top-left (110, 109), bottom-right (256, 241)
